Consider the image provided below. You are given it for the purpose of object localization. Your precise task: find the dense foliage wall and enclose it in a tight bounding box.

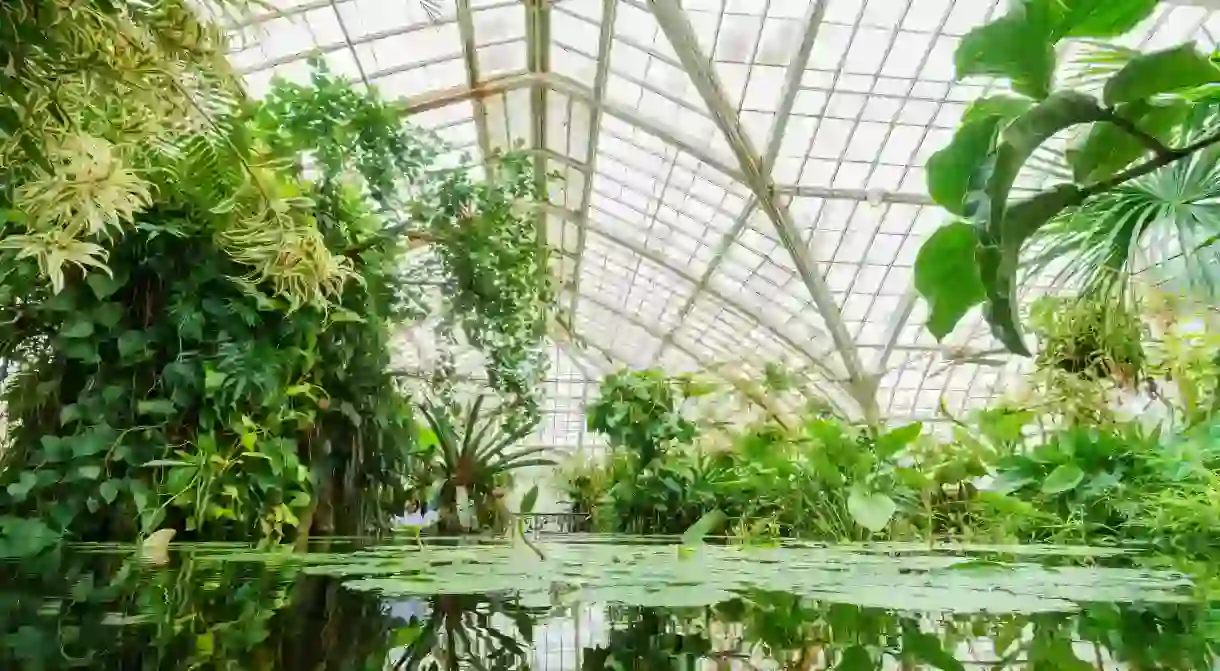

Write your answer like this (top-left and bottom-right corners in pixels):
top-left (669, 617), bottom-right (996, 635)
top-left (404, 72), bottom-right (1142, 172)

top-left (0, 3), bottom-right (551, 547)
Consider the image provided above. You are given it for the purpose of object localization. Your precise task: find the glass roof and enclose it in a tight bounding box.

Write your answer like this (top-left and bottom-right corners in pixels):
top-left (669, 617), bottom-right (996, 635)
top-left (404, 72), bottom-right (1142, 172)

top-left (215, 0), bottom-right (1220, 437)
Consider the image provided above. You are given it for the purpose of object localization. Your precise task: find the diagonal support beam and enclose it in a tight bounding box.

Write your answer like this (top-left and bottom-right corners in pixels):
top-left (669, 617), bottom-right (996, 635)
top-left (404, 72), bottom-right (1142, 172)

top-left (647, 0), bottom-right (877, 422)
top-left (543, 203), bottom-right (847, 385)
top-left (876, 289), bottom-right (918, 376)
top-left (651, 0), bottom-right (829, 365)
top-left (653, 0), bottom-right (873, 424)
top-left (568, 291), bottom-right (852, 417)
top-left (526, 0), bottom-right (551, 252)
top-left (566, 0), bottom-right (618, 330)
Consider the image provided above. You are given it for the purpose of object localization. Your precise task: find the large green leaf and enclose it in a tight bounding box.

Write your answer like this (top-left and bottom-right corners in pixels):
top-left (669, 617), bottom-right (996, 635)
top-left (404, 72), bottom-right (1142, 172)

top-left (681, 508), bottom-right (726, 545)
top-left (1042, 463), bottom-right (1086, 495)
top-left (1067, 101), bottom-right (1188, 183)
top-left (1103, 45), bottom-right (1220, 106)
top-left (519, 484), bottom-right (539, 514)
top-left (914, 223), bottom-right (986, 340)
top-left (926, 118), bottom-right (1003, 215)
top-left (847, 487), bottom-right (896, 533)
top-left (955, 4), bottom-right (1056, 99)
top-left (1058, 0), bottom-right (1158, 39)
top-left (961, 94), bottom-right (1034, 126)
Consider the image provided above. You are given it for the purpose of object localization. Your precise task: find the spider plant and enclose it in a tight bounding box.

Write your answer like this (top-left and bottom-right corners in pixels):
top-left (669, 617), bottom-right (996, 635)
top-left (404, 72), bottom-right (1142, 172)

top-left (417, 395), bottom-right (554, 532)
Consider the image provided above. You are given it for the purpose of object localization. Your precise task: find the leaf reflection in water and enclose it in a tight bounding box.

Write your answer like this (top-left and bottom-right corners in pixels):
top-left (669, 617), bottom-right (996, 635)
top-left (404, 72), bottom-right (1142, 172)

top-left (0, 538), bottom-right (1215, 670)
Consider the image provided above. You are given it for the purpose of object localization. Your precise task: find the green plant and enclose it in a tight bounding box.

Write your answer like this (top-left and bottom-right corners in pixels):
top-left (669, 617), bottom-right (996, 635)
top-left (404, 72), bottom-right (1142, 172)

top-left (1029, 295), bottom-right (1145, 383)
top-left (417, 394), bottom-right (555, 533)
top-left (913, 0), bottom-right (1220, 355)
top-left (0, 0), bottom-right (352, 304)
top-left (585, 368), bottom-right (700, 464)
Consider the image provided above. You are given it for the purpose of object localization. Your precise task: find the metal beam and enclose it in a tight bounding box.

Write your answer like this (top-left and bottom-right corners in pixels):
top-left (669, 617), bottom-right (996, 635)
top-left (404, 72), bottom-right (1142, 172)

top-left (566, 0), bottom-right (618, 332)
top-left (456, 0), bottom-right (494, 164)
top-left (764, 0), bottom-right (829, 173)
top-left (876, 289), bottom-right (918, 375)
top-left (650, 197), bottom-right (758, 364)
top-left (398, 72), bottom-right (932, 207)
top-left (570, 291), bottom-right (853, 417)
top-left (399, 72), bottom-right (534, 115)
top-left (544, 204), bottom-right (848, 385)
top-left (651, 0), bottom-right (827, 365)
top-left (526, 0), bottom-right (551, 255)
top-left (647, 0), bottom-right (874, 422)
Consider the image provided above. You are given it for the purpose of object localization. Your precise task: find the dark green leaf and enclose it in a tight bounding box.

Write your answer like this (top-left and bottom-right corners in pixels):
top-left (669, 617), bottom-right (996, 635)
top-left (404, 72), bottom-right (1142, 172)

top-left (69, 428), bottom-right (111, 457)
top-left (1042, 463), bottom-right (1085, 494)
top-left (955, 6), bottom-right (1056, 99)
top-left (903, 625), bottom-right (966, 671)
top-left (92, 302), bottom-right (123, 329)
top-left (166, 466), bottom-right (196, 494)
top-left (1104, 45), bottom-right (1220, 106)
top-left (59, 404), bottom-right (81, 426)
top-left (86, 272), bottom-right (124, 300)
top-left (914, 223), bottom-right (986, 340)
top-left (985, 92), bottom-right (1104, 230)
top-left (62, 319), bottom-right (94, 339)
top-left (118, 331), bottom-right (148, 360)
top-left (64, 342), bottom-right (99, 363)
top-left (926, 117), bottom-right (1002, 215)
top-left (137, 399), bottom-right (177, 416)
top-left (6, 472), bottom-right (39, 502)
top-left (982, 185), bottom-right (1085, 355)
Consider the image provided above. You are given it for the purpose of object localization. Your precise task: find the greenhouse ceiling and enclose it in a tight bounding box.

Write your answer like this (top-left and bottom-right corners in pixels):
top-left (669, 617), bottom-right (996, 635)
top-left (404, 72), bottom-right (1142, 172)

top-left (216, 0), bottom-right (1220, 425)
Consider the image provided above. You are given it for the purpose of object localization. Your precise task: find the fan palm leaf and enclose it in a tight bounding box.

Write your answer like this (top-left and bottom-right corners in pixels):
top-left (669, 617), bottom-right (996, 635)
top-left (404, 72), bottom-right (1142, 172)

top-left (1026, 104), bottom-right (1220, 301)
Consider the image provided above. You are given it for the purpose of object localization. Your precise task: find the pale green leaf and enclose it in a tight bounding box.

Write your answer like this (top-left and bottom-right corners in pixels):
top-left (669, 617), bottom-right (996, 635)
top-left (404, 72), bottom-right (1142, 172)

top-left (1104, 45), bottom-right (1220, 106)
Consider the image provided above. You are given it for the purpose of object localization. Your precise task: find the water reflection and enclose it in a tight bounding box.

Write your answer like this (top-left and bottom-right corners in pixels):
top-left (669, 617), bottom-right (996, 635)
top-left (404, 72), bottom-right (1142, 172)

top-left (0, 544), bottom-right (1217, 670)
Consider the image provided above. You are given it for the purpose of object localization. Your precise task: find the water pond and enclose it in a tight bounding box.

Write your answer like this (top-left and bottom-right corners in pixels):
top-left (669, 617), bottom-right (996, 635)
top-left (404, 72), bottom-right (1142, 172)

top-left (2, 535), bottom-right (1217, 669)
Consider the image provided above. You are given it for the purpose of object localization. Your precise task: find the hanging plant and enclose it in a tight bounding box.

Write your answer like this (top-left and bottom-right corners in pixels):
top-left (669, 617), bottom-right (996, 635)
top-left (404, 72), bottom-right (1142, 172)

top-left (1029, 295), bottom-right (1146, 384)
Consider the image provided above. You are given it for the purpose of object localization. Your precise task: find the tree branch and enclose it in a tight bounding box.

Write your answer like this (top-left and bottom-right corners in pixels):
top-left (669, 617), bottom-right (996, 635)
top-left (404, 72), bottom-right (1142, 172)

top-left (1101, 107), bottom-right (1176, 160)
top-left (1083, 127), bottom-right (1220, 198)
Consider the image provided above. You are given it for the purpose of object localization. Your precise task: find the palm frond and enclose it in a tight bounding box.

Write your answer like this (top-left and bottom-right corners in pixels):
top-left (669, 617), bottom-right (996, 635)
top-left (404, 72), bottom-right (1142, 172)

top-left (474, 421), bottom-right (536, 464)
top-left (1062, 40), bottom-right (1139, 92)
top-left (1026, 107), bottom-right (1220, 301)
top-left (419, 0), bottom-right (444, 22)
top-left (488, 445), bottom-right (555, 470)
top-left (458, 394), bottom-right (486, 457)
